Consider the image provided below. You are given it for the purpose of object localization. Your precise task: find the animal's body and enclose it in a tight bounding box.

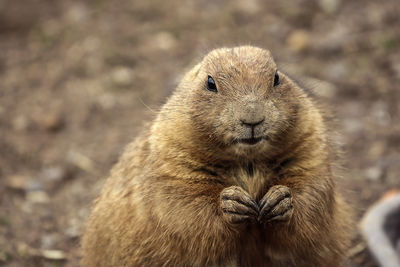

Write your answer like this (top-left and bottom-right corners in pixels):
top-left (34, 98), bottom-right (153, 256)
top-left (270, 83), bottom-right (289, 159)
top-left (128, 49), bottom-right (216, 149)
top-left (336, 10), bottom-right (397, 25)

top-left (82, 46), bottom-right (352, 267)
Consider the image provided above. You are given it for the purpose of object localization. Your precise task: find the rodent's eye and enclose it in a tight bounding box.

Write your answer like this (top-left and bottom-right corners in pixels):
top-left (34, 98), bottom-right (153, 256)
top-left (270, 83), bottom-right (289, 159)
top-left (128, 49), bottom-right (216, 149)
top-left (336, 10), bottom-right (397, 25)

top-left (273, 71), bottom-right (280, 87)
top-left (206, 75), bottom-right (218, 93)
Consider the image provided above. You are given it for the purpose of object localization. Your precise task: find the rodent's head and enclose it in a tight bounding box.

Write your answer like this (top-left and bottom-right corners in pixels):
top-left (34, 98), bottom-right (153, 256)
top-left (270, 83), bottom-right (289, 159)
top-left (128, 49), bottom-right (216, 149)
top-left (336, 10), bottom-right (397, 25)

top-left (157, 46), bottom-right (311, 161)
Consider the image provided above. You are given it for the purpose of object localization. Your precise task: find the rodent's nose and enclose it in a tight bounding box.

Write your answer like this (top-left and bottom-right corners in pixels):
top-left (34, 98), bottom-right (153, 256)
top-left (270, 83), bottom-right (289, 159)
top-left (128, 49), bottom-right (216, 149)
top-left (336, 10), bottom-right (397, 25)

top-left (240, 118), bottom-right (265, 128)
top-left (238, 97), bottom-right (265, 129)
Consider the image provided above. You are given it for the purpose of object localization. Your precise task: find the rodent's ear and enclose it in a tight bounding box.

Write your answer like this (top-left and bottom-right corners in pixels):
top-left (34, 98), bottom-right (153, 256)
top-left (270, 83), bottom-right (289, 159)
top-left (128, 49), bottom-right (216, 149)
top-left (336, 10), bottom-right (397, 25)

top-left (273, 71), bottom-right (280, 87)
top-left (186, 63), bottom-right (202, 80)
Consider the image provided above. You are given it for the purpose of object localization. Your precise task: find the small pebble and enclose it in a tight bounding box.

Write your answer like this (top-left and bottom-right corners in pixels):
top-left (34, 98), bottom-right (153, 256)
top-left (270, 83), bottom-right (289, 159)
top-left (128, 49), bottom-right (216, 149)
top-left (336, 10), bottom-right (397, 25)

top-left (5, 175), bottom-right (29, 191)
top-left (111, 67), bottom-right (133, 87)
top-left (37, 112), bottom-right (65, 132)
top-left (365, 166), bottom-right (383, 181)
top-left (287, 30), bottom-right (311, 53)
top-left (26, 191), bottom-right (50, 204)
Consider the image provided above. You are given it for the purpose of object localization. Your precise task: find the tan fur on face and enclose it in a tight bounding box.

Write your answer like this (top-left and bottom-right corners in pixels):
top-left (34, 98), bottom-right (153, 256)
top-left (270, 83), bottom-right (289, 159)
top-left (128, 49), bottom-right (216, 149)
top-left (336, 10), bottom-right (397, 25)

top-left (82, 46), bottom-right (353, 267)
top-left (151, 46), bottom-right (310, 162)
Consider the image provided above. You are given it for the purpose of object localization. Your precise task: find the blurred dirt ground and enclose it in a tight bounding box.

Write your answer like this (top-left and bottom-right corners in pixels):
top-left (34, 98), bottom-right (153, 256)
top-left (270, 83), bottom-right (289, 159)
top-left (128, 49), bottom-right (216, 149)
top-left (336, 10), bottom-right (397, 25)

top-left (0, 0), bottom-right (399, 266)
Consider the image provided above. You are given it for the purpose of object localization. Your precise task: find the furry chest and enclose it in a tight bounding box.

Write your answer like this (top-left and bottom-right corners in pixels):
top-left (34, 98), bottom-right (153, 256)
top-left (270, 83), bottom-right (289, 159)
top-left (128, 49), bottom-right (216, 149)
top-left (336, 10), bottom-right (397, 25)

top-left (228, 165), bottom-right (275, 201)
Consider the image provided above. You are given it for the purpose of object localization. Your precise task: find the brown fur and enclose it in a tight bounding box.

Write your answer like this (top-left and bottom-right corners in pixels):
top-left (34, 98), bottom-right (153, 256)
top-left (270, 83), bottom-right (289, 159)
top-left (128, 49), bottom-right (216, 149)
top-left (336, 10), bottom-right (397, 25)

top-left (82, 46), bottom-right (352, 267)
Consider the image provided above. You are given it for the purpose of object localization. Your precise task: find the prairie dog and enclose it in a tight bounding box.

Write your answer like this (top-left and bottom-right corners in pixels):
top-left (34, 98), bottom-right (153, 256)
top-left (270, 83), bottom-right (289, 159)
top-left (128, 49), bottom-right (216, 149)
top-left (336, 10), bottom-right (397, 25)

top-left (82, 46), bottom-right (352, 266)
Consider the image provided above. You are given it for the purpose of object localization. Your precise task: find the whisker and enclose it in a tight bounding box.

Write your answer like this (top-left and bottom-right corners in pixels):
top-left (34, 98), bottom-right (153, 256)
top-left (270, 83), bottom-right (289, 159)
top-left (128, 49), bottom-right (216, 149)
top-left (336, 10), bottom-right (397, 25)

top-left (138, 97), bottom-right (158, 114)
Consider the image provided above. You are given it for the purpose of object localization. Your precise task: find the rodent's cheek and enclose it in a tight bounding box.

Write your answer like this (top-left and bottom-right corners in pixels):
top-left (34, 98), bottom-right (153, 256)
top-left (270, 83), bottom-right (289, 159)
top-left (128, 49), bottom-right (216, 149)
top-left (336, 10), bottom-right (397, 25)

top-left (213, 109), bottom-right (237, 144)
top-left (263, 102), bottom-right (286, 136)
top-left (265, 101), bottom-right (281, 122)
top-left (217, 120), bottom-right (237, 144)
top-left (221, 132), bottom-right (237, 145)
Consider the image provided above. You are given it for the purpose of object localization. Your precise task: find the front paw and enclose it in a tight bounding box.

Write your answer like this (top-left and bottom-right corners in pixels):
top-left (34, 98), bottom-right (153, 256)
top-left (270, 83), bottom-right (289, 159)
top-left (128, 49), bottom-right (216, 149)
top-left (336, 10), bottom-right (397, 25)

top-left (259, 185), bottom-right (293, 223)
top-left (220, 186), bottom-right (259, 224)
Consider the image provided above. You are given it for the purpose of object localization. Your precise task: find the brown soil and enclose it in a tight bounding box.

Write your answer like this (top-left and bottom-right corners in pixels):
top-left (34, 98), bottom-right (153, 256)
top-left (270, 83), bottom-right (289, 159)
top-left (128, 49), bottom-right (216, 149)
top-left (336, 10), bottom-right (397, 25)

top-left (0, 0), bottom-right (399, 266)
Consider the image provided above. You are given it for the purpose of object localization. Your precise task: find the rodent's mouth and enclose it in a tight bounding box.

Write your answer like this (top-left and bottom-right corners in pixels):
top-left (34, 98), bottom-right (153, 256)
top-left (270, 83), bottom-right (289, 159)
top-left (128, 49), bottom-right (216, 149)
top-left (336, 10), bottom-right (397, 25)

top-left (233, 136), bottom-right (267, 145)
